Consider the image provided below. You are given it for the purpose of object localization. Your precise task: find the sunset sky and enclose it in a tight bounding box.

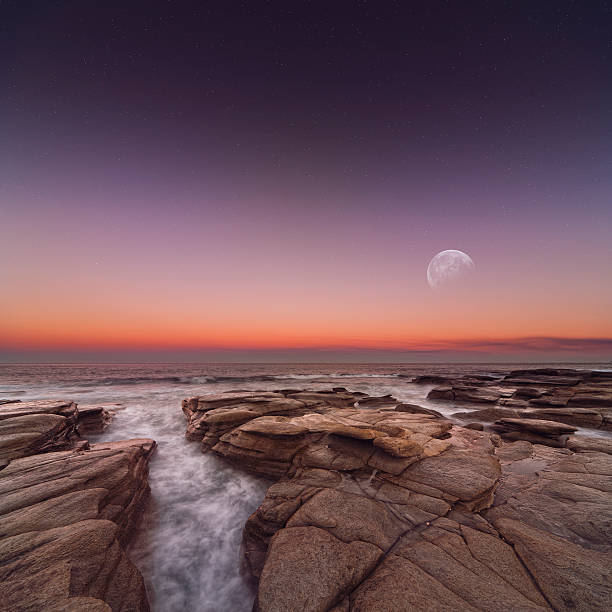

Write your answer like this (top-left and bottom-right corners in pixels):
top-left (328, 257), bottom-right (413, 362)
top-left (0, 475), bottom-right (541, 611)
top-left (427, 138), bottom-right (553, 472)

top-left (1, 2), bottom-right (611, 362)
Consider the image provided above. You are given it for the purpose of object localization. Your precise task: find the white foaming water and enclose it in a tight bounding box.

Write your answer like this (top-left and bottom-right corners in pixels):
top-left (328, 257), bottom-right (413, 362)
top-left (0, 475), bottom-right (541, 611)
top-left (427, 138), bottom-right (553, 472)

top-left (1, 362), bottom-right (609, 610)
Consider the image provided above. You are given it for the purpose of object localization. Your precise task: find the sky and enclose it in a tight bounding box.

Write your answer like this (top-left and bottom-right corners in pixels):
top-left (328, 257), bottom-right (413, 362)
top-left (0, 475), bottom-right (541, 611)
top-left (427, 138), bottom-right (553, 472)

top-left (1, 1), bottom-right (611, 362)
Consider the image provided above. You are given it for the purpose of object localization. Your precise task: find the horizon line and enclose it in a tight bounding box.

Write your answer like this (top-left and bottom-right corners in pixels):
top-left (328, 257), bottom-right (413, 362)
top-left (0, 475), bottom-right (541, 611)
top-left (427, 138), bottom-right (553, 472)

top-left (2, 336), bottom-right (612, 353)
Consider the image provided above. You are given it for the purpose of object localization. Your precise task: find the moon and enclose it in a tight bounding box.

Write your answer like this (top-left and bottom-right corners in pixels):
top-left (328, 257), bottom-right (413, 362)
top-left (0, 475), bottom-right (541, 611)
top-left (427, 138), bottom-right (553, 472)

top-left (427, 250), bottom-right (475, 290)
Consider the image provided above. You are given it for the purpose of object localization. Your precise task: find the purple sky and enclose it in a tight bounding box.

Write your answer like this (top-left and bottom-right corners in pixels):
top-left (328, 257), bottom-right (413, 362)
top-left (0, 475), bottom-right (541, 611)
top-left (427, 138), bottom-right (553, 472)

top-left (1, 2), bottom-right (611, 362)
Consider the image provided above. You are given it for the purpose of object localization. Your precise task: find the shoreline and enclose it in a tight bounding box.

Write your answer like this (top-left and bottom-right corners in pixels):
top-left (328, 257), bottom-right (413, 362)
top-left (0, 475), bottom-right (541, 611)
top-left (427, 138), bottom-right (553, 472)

top-left (1, 365), bottom-right (611, 610)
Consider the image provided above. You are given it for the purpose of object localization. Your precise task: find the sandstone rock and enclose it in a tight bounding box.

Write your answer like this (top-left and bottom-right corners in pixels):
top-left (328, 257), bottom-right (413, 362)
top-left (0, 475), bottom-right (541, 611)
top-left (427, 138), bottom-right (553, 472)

top-left (521, 407), bottom-right (603, 429)
top-left (183, 386), bottom-right (612, 611)
top-left (566, 434), bottom-right (612, 454)
top-left (0, 437), bottom-right (156, 611)
top-left (465, 422), bottom-right (484, 430)
top-left (514, 387), bottom-right (544, 399)
top-left (182, 390), bottom-right (370, 449)
top-left (495, 518), bottom-right (611, 611)
top-left (395, 403), bottom-right (444, 418)
top-left (255, 526), bottom-right (382, 612)
top-left (568, 391), bottom-right (612, 408)
top-left (503, 369), bottom-right (585, 386)
top-left (428, 385), bottom-right (504, 404)
top-left (453, 406), bottom-right (521, 422)
top-left (494, 418), bottom-right (577, 436)
top-left (0, 399), bottom-right (78, 422)
top-left (0, 413), bottom-right (78, 465)
top-left (427, 386), bottom-right (454, 400)
top-left (77, 404), bottom-right (114, 435)
top-left (491, 418), bottom-right (577, 448)
top-left (0, 519), bottom-right (149, 612)
top-left (355, 394), bottom-right (397, 408)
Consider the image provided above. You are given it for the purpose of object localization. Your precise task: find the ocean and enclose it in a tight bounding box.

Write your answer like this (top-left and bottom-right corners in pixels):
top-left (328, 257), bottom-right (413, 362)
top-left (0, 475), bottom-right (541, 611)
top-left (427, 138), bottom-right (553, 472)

top-left (1, 362), bottom-right (610, 611)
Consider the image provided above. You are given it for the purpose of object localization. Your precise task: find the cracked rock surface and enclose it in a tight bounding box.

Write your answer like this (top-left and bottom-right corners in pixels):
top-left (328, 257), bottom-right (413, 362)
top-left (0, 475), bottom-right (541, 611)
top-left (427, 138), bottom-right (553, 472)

top-left (184, 388), bottom-right (612, 611)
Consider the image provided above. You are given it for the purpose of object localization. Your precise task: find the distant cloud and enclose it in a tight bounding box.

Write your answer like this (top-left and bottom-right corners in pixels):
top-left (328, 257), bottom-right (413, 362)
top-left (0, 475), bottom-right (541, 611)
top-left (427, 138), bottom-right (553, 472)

top-left (1, 336), bottom-right (611, 363)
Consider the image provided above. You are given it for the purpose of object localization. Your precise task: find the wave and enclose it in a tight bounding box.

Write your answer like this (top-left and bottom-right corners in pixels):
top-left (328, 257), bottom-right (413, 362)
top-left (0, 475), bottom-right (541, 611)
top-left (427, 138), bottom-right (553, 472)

top-left (69, 372), bottom-right (403, 388)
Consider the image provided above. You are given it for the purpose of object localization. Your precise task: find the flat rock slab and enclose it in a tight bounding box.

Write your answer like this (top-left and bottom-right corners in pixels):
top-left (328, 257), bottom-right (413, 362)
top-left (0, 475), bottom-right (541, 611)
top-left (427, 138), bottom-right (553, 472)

top-left (495, 418), bottom-right (577, 435)
top-left (0, 399), bottom-right (78, 421)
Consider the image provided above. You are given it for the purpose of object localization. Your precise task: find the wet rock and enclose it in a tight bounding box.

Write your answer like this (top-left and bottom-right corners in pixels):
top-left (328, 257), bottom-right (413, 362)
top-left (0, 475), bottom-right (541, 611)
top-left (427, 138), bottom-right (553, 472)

top-left (412, 374), bottom-right (452, 384)
top-left (427, 386), bottom-right (455, 400)
top-left (502, 369), bottom-right (586, 386)
top-left (428, 385), bottom-right (505, 404)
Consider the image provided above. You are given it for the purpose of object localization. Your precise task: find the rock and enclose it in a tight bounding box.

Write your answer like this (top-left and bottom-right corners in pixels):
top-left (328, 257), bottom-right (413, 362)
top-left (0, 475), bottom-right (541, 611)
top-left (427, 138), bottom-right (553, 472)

top-left (255, 526), bottom-right (381, 612)
top-left (0, 400), bottom-right (80, 463)
top-left (521, 407), bottom-right (603, 429)
top-left (568, 392), bottom-right (612, 408)
top-left (491, 418), bottom-right (577, 448)
top-left (0, 413), bottom-right (78, 464)
top-left (0, 437), bottom-right (156, 611)
top-left (412, 375), bottom-right (451, 384)
top-left (529, 394), bottom-right (571, 408)
top-left (0, 520), bottom-right (149, 612)
top-left (424, 368), bottom-right (612, 434)
top-left (395, 403), bottom-right (444, 418)
top-left (453, 406), bottom-right (521, 422)
top-left (183, 386), bottom-right (612, 611)
top-left (182, 389), bottom-right (368, 450)
top-left (0, 399), bottom-right (78, 422)
top-left (487, 444), bottom-right (612, 611)
top-left (353, 517), bottom-right (550, 611)
top-left (514, 387), bottom-right (544, 399)
top-left (465, 422), bottom-right (484, 430)
top-left (373, 436), bottom-right (424, 457)
top-left (0, 397), bottom-right (156, 611)
top-left (428, 386), bottom-right (504, 404)
top-left (495, 418), bottom-right (577, 436)
top-left (77, 404), bottom-right (114, 435)
top-left (355, 394), bottom-right (397, 408)
top-left (566, 434), bottom-right (612, 455)
top-left (502, 369), bottom-right (586, 386)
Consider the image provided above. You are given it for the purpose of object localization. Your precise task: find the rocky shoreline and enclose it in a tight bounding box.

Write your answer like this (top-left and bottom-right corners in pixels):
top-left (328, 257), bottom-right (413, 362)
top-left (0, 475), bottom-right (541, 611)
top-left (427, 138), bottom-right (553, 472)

top-left (183, 370), bottom-right (612, 611)
top-left (0, 399), bottom-right (156, 611)
top-left (2, 367), bottom-right (611, 611)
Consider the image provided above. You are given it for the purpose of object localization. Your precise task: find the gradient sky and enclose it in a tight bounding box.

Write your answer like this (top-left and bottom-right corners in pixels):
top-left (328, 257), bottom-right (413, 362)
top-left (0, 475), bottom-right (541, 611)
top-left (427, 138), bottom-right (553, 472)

top-left (1, 2), bottom-right (611, 362)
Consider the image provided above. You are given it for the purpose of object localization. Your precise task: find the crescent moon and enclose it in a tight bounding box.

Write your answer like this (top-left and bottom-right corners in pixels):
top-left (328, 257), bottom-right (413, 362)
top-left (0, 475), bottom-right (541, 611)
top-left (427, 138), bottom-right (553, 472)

top-left (427, 250), bottom-right (475, 290)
